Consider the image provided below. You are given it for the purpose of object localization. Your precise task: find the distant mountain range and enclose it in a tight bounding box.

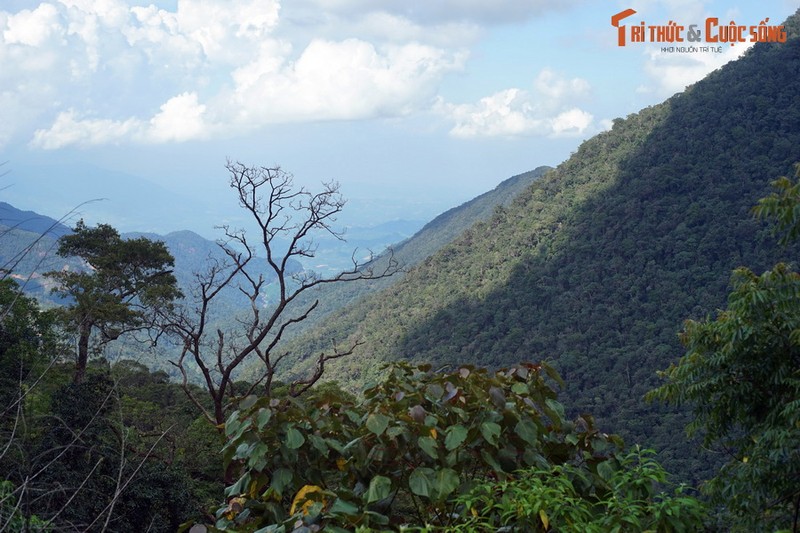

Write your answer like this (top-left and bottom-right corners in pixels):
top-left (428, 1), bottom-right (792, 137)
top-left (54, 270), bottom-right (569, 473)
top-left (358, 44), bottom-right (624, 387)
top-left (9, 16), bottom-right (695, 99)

top-left (0, 158), bottom-right (548, 380)
top-left (278, 10), bottom-right (800, 484)
top-left (0, 202), bottom-right (71, 238)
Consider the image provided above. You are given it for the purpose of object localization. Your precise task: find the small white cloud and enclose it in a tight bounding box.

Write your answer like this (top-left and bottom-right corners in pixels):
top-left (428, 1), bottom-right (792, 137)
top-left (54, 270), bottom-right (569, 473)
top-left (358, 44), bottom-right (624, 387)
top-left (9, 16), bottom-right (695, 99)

top-left (31, 91), bottom-right (213, 148)
top-left (440, 69), bottom-right (594, 138)
top-left (3, 3), bottom-right (63, 46)
top-left (443, 89), bottom-right (541, 138)
top-left (30, 109), bottom-right (141, 149)
top-left (641, 42), bottom-right (750, 96)
top-left (534, 68), bottom-right (590, 100)
top-left (148, 92), bottom-right (209, 142)
top-left (550, 108), bottom-right (593, 136)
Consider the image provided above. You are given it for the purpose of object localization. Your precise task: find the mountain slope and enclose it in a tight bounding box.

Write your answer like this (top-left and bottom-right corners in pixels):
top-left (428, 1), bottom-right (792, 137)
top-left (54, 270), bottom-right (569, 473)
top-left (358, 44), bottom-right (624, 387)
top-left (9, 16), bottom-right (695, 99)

top-left (283, 16), bottom-right (800, 481)
top-left (269, 166), bottom-right (550, 340)
top-left (0, 202), bottom-right (71, 238)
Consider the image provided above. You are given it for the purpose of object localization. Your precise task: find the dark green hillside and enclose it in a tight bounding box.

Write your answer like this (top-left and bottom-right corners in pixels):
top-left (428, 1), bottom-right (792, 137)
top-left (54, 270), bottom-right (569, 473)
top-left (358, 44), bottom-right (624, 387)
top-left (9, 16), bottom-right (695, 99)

top-left (284, 18), bottom-right (800, 481)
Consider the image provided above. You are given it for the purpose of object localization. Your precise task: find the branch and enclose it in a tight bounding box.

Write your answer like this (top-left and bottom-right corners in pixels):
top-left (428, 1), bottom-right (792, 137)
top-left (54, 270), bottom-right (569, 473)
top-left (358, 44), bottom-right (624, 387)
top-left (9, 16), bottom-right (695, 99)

top-left (289, 340), bottom-right (362, 397)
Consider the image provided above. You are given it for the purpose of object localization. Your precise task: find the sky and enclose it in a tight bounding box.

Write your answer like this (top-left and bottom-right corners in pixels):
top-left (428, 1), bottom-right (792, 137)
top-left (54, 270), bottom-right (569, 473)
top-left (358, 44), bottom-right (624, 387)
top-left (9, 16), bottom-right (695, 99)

top-left (1, 0), bottom-right (797, 239)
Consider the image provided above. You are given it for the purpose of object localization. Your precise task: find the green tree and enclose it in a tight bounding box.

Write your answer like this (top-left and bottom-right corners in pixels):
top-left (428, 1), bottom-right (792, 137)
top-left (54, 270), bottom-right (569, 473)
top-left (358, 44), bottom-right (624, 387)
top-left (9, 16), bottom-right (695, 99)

top-left (47, 220), bottom-right (181, 383)
top-left (194, 362), bottom-right (702, 532)
top-left (648, 167), bottom-right (800, 531)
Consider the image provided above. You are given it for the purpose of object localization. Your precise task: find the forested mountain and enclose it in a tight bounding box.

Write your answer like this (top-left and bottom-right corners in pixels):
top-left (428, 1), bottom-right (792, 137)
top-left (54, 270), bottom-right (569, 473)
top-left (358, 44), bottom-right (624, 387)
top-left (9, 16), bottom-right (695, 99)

top-left (274, 166), bottom-right (550, 339)
top-left (280, 18), bottom-right (800, 481)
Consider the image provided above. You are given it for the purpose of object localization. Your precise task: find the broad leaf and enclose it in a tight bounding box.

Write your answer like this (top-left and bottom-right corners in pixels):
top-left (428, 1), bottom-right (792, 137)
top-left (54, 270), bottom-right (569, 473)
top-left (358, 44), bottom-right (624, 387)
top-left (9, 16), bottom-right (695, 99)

top-left (366, 475), bottom-right (392, 503)
top-left (445, 425), bottom-right (468, 451)
top-left (366, 412), bottom-right (390, 436)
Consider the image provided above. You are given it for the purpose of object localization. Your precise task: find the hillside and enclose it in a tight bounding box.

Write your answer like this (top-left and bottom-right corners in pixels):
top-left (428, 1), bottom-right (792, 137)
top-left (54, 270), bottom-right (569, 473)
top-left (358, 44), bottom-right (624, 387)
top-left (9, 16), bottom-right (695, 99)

top-left (281, 18), bottom-right (800, 481)
top-left (266, 166), bottom-right (550, 341)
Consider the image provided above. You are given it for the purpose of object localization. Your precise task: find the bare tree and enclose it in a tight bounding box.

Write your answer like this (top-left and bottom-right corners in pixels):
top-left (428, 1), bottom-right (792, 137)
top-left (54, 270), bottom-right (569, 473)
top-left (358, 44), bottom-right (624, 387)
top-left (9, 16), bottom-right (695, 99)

top-left (167, 161), bottom-right (399, 426)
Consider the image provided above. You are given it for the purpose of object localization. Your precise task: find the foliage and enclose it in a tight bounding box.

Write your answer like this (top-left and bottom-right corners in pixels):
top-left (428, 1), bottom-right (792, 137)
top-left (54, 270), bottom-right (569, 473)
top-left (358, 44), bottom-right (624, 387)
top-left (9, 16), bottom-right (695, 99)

top-left (648, 170), bottom-right (800, 530)
top-left (284, 18), bottom-right (800, 484)
top-left (47, 220), bottom-right (181, 383)
top-left (198, 362), bottom-right (662, 531)
top-left (0, 276), bottom-right (220, 531)
top-left (753, 164), bottom-right (800, 245)
top-left (0, 480), bottom-right (49, 532)
top-left (434, 447), bottom-right (705, 532)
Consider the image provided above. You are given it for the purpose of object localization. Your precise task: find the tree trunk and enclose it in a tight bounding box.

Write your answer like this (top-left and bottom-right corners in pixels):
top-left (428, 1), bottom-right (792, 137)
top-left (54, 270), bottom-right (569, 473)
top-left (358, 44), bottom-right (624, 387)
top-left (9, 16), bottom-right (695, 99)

top-left (74, 319), bottom-right (91, 384)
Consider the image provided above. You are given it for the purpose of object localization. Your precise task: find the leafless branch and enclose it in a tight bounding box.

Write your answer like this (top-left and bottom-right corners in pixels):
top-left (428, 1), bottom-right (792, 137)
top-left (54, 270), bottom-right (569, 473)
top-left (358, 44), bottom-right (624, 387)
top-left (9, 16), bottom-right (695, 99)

top-left (166, 161), bottom-right (400, 427)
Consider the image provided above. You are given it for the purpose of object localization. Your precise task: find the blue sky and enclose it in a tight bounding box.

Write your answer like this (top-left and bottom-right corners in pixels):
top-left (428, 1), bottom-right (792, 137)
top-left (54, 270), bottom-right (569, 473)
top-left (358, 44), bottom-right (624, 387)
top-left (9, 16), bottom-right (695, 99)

top-left (1, 0), bottom-right (797, 237)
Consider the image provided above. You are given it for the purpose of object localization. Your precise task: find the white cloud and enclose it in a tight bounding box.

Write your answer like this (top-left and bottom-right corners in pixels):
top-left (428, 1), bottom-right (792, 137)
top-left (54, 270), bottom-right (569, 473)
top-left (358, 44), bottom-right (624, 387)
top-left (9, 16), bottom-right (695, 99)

top-left (551, 108), bottom-right (593, 135)
top-left (297, 0), bottom-right (581, 25)
top-left (440, 69), bottom-right (595, 138)
top-left (148, 92), bottom-right (210, 142)
top-left (224, 38), bottom-right (465, 123)
top-left (1, 0), bottom-right (470, 149)
top-left (3, 3), bottom-right (62, 46)
top-left (30, 109), bottom-right (140, 149)
top-left (30, 91), bottom-right (214, 148)
top-left (534, 68), bottom-right (591, 100)
top-left (640, 43), bottom-right (751, 97)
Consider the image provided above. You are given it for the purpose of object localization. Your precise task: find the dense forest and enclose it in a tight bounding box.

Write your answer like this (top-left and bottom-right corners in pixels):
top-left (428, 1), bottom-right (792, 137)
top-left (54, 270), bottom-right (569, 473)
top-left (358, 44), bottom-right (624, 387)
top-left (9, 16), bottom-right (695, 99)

top-left (1, 9), bottom-right (800, 533)
top-left (277, 11), bottom-right (800, 484)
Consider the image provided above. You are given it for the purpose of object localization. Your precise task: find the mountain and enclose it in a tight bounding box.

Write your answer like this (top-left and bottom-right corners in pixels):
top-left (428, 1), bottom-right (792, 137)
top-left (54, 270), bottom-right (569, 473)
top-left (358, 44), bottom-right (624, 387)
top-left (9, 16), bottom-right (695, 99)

top-left (0, 202), bottom-right (71, 238)
top-left (388, 167), bottom-right (551, 267)
top-left (265, 166), bottom-right (550, 341)
top-left (280, 13), bottom-right (800, 483)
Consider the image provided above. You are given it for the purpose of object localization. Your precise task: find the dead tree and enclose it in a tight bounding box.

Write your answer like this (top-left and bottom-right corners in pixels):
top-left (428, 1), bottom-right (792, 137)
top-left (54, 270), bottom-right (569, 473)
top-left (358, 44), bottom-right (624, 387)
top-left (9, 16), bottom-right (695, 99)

top-left (167, 161), bottom-right (399, 426)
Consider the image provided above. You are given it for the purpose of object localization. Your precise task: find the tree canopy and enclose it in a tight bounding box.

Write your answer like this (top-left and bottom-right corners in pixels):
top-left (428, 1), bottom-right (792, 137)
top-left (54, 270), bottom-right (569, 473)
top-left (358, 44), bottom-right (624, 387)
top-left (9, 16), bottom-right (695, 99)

top-left (648, 167), bottom-right (800, 531)
top-left (47, 220), bottom-right (181, 383)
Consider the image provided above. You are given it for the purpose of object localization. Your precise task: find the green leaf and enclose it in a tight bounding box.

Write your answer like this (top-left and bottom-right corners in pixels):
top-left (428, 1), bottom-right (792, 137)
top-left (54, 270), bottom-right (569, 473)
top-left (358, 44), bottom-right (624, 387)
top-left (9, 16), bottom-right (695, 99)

top-left (515, 419), bottom-right (539, 446)
top-left (409, 467), bottom-right (434, 497)
top-left (480, 421), bottom-right (501, 446)
top-left (544, 398), bottom-right (566, 423)
top-left (596, 460), bottom-right (615, 482)
top-left (247, 442), bottom-right (270, 471)
top-left (308, 434), bottom-right (329, 455)
top-left (445, 425), bottom-right (468, 450)
top-left (270, 468), bottom-right (293, 496)
top-left (431, 468), bottom-right (460, 500)
top-left (480, 449), bottom-right (502, 472)
top-left (285, 427), bottom-right (305, 450)
top-left (240, 395), bottom-right (258, 410)
top-left (366, 412), bottom-right (390, 436)
top-left (386, 426), bottom-right (405, 439)
top-left (256, 408), bottom-right (272, 430)
top-left (329, 498), bottom-right (360, 516)
top-left (366, 475), bottom-right (392, 503)
top-left (511, 382), bottom-right (528, 395)
top-left (418, 436), bottom-right (439, 459)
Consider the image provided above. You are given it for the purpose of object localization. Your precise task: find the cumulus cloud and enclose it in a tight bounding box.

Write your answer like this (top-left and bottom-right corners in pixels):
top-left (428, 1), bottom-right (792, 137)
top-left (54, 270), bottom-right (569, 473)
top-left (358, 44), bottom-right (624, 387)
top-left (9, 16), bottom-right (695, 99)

top-left (439, 69), bottom-right (595, 138)
top-left (628, 0), bottom-right (756, 97)
top-left (30, 110), bottom-right (141, 149)
top-left (30, 91), bottom-right (215, 148)
top-left (1, 0), bottom-right (471, 149)
top-left (224, 38), bottom-right (465, 123)
top-left (638, 42), bottom-right (751, 97)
